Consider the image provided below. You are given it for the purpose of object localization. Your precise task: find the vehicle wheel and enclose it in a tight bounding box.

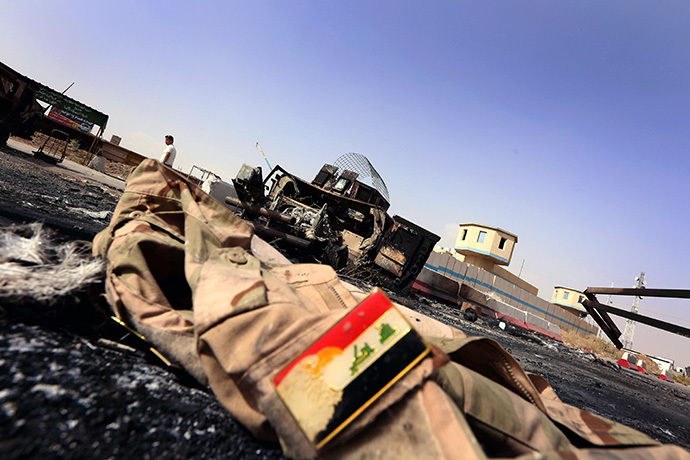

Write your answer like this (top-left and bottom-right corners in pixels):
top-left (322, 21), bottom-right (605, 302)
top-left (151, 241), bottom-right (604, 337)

top-left (324, 243), bottom-right (349, 271)
top-left (463, 307), bottom-right (478, 322)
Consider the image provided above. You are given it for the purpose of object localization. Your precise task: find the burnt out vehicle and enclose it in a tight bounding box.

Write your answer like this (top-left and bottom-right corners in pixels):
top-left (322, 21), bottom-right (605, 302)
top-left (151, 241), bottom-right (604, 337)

top-left (228, 153), bottom-right (439, 294)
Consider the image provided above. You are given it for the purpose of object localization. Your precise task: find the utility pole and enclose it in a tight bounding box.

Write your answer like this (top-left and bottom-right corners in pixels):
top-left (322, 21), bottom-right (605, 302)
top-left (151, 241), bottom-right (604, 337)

top-left (621, 272), bottom-right (645, 349)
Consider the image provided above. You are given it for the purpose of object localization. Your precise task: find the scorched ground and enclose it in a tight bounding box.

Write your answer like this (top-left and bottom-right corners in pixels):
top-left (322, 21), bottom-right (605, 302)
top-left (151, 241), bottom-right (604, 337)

top-left (0, 141), bottom-right (688, 458)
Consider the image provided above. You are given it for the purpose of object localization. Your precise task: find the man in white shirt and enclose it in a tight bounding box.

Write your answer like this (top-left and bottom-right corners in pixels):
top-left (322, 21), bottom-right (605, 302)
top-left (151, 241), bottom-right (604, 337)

top-left (160, 135), bottom-right (177, 167)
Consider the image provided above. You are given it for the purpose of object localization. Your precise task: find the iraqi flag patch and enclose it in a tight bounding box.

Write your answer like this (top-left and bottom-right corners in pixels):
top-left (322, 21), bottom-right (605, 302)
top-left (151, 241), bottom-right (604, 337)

top-left (272, 288), bottom-right (429, 449)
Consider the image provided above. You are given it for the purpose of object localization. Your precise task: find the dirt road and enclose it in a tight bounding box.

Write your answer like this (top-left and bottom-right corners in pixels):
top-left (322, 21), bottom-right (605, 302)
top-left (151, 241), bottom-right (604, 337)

top-left (1, 141), bottom-right (688, 458)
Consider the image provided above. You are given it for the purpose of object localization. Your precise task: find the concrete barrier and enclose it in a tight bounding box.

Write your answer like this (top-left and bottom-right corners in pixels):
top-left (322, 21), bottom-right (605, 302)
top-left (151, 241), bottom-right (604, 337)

top-left (422, 253), bottom-right (589, 340)
top-left (88, 155), bottom-right (106, 173)
top-left (201, 178), bottom-right (237, 209)
top-left (617, 352), bottom-right (647, 372)
top-left (658, 370), bottom-right (675, 381)
top-left (412, 267), bottom-right (459, 304)
top-left (397, 305), bottom-right (459, 339)
top-left (526, 312), bottom-right (550, 331)
top-left (491, 299), bottom-right (563, 342)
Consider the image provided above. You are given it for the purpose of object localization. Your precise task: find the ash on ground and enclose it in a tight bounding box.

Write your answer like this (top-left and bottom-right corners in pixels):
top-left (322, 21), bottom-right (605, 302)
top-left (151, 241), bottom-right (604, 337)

top-left (0, 142), bottom-right (688, 458)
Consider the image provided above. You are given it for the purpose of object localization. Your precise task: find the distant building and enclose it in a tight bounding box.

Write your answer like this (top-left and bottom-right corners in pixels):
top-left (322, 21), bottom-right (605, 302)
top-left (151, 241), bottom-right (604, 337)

top-left (455, 223), bottom-right (517, 268)
top-left (426, 224), bottom-right (600, 338)
top-left (454, 223), bottom-right (537, 295)
top-left (551, 286), bottom-right (587, 316)
top-left (649, 356), bottom-right (674, 373)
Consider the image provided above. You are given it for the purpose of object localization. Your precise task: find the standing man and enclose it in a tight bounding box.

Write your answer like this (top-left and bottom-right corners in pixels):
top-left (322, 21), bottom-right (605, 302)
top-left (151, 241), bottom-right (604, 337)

top-left (160, 135), bottom-right (177, 167)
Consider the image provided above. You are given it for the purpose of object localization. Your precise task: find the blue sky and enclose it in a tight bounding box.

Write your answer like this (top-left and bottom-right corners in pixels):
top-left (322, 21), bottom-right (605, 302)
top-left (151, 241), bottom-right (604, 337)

top-left (3, 1), bottom-right (690, 366)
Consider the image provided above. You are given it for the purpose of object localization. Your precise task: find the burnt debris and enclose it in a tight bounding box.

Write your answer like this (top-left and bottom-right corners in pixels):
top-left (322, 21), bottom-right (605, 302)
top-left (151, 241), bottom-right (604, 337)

top-left (229, 154), bottom-right (439, 294)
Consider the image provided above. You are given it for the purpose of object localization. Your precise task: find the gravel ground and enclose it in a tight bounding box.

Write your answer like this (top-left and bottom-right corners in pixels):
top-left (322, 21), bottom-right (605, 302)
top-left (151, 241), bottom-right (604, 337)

top-left (0, 141), bottom-right (688, 458)
top-left (0, 323), bottom-right (286, 460)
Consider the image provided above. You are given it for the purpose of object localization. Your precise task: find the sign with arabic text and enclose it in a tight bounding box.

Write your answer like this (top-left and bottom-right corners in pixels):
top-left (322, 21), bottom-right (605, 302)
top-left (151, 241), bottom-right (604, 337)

top-left (47, 107), bottom-right (94, 133)
top-left (36, 85), bottom-right (108, 128)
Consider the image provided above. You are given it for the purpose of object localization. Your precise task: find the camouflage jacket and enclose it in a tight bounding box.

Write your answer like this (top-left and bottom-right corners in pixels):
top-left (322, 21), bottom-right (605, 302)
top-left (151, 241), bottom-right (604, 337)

top-left (94, 160), bottom-right (689, 459)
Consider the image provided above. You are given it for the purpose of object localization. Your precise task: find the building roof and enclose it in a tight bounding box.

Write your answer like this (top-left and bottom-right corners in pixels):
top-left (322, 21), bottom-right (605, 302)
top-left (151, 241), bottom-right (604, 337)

top-left (0, 61), bottom-right (109, 128)
top-left (459, 222), bottom-right (518, 242)
top-left (553, 286), bottom-right (584, 294)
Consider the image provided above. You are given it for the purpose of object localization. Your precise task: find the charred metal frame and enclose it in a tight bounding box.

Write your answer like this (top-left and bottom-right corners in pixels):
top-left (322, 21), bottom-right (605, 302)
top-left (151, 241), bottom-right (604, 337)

top-left (582, 287), bottom-right (690, 349)
top-left (230, 160), bottom-right (439, 293)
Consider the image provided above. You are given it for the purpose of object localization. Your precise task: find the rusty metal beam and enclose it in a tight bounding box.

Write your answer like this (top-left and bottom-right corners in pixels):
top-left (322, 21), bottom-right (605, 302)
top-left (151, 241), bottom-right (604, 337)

top-left (225, 196), bottom-right (296, 225)
top-left (248, 223), bottom-right (312, 250)
top-left (583, 293), bottom-right (623, 347)
top-left (582, 296), bottom-right (690, 347)
top-left (584, 287), bottom-right (690, 299)
top-left (583, 286), bottom-right (690, 349)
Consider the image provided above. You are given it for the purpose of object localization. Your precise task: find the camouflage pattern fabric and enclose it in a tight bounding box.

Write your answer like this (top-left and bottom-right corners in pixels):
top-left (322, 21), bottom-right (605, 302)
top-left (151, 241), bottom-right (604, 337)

top-left (94, 160), bottom-right (689, 459)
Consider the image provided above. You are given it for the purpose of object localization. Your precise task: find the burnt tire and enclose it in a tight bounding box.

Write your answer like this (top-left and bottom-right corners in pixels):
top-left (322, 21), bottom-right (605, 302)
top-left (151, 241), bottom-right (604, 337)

top-left (324, 243), bottom-right (349, 271)
top-left (463, 308), bottom-right (478, 322)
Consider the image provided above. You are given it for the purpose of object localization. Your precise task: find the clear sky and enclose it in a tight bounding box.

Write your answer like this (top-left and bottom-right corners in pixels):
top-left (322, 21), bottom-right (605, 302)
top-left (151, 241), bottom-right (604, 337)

top-left (3, 1), bottom-right (690, 366)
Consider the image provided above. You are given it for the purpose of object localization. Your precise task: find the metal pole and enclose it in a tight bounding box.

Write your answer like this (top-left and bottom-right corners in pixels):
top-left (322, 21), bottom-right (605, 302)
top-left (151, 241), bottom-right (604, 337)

top-left (256, 142), bottom-right (272, 171)
top-left (44, 82), bottom-right (75, 115)
top-left (224, 196), bottom-right (296, 224)
top-left (620, 272), bottom-right (645, 349)
top-left (61, 82), bottom-right (75, 95)
top-left (582, 298), bottom-right (690, 341)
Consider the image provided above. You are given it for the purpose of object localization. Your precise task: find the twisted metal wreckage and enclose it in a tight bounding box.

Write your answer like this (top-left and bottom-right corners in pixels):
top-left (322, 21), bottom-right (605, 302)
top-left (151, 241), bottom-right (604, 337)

top-left (226, 152), bottom-right (440, 295)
